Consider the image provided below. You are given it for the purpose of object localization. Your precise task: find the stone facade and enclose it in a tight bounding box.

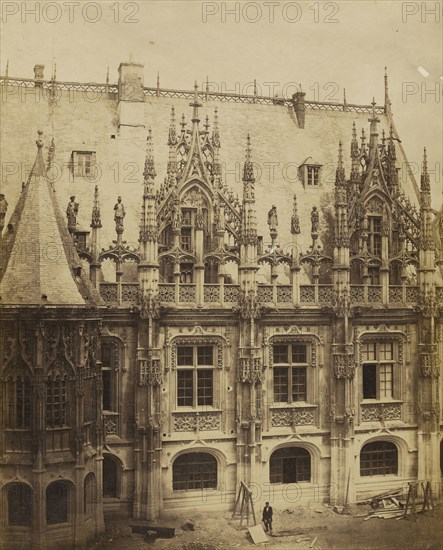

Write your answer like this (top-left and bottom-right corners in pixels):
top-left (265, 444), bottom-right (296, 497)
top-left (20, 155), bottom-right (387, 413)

top-left (0, 62), bottom-right (442, 549)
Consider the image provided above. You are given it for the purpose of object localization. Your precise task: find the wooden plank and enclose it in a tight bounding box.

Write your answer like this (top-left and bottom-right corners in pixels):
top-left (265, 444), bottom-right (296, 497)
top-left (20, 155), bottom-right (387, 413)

top-left (309, 536), bottom-right (318, 548)
top-left (248, 524), bottom-right (269, 544)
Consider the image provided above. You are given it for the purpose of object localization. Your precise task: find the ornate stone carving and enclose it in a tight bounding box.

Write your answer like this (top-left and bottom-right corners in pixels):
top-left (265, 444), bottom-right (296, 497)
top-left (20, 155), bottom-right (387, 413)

top-left (204, 284), bottom-right (221, 303)
top-left (238, 290), bottom-right (262, 319)
top-left (300, 286), bottom-right (315, 303)
top-left (333, 353), bottom-right (355, 379)
top-left (138, 358), bottom-right (162, 386)
top-left (137, 289), bottom-right (161, 319)
top-left (179, 284), bottom-right (196, 302)
top-left (257, 285), bottom-right (273, 303)
top-left (173, 411), bottom-right (221, 431)
top-left (271, 407), bottom-right (315, 427)
top-left (269, 335), bottom-right (318, 369)
top-left (171, 336), bottom-right (224, 370)
top-left (419, 353), bottom-right (440, 378)
top-left (224, 285), bottom-right (240, 302)
top-left (238, 357), bottom-right (263, 383)
top-left (361, 402), bottom-right (401, 422)
top-left (103, 413), bottom-right (119, 435)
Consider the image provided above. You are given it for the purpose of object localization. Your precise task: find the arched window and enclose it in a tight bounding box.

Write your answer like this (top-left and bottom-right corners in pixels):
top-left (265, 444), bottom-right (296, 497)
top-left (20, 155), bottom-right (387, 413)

top-left (270, 447), bottom-right (311, 484)
top-left (103, 455), bottom-right (119, 498)
top-left (84, 473), bottom-right (96, 516)
top-left (46, 481), bottom-right (70, 524)
top-left (5, 374), bottom-right (31, 428)
top-left (173, 453), bottom-right (217, 491)
top-left (360, 441), bottom-right (398, 476)
top-left (6, 483), bottom-right (32, 526)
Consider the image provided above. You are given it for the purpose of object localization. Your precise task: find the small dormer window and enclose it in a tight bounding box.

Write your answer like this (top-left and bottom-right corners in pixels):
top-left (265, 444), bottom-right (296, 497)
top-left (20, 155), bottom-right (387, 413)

top-left (307, 165), bottom-right (320, 186)
top-left (70, 151), bottom-right (96, 178)
top-left (299, 162), bottom-right (322, 188)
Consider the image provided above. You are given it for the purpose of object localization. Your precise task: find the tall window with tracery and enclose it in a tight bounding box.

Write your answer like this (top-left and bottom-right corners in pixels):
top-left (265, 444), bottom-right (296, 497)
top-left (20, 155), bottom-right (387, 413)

top-left (5, 374), bottom-right (31, 428)
top-left (46, 377), bottom-right (67, 427)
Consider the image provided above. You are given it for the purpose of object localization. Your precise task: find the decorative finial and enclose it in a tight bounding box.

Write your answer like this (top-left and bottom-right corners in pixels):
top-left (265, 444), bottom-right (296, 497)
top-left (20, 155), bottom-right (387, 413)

top-left (190, 80), bottom-right (202, 122)
top-left (5, 59), bottom-right (9, 78)
top-left (212, 107), bottom-right (220, 148)
top-left (420, 148), bottom-right (431, 203)
top-left (343, 88), bottom-right (347, 105)
top-left (106, 67), bottom-right (109, 85)
top-left (243, 134), bottom-right (255, 185)
top-left (206, 76), bottom-right (209, 94)
top-left (143, 127), bottom-right (156, 187)
top-left (180, 113), bottom-right (187, 135)
top-left (168, 106), bottom-right (177, 146)
top-left (291, 195), bottom-right (300, 235)
top-left (52, 62), bottom-right (56, 81)
top-left (91, 185), bottom-right (102, 229)
top-left (204, 114), bottom-right (210, 134)
top-left (335, 141), bottom-right (346, 192)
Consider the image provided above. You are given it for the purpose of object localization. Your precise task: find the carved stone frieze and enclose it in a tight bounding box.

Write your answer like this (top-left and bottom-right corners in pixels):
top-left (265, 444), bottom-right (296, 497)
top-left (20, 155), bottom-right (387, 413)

top-left (333, 353), bottom-right (356, 379)
top-left (271, 407), bottom-right (315, 427)
top-left (138, 358), bottom-right (162, 386)
top-left (419, 352), bottom-right (440, 378)
top-left (238, 357), bottom-right (263, 383)
top-left (173, 411), bottom-right (221, 431)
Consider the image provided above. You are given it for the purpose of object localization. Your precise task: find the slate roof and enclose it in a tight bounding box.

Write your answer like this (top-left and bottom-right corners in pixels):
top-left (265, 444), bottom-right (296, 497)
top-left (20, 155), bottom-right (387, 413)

top-left (0, 132), bottom-right (102, 307)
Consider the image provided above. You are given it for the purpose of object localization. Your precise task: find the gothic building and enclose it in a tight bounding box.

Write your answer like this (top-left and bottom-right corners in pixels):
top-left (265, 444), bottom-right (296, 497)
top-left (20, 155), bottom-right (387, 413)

top-left (0, 61), bottom-right (442, 549)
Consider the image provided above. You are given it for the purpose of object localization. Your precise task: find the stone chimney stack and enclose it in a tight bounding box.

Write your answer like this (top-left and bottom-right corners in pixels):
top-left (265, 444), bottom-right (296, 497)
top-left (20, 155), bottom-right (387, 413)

top-left (292, 91), bottom-right (306, 129)
top-left (117, 59), bottom-right (145, 138)
top-left (34, 64), bottom-right (45, 87)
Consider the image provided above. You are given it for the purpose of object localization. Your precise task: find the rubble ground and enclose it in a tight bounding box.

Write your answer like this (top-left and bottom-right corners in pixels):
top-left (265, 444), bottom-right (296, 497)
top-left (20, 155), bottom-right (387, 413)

top-left (88, 501), bottom-right (442, 550)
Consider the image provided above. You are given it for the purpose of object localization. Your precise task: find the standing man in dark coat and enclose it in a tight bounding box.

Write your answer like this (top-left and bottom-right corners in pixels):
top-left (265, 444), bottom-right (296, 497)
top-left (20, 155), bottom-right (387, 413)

top-left (262, 501), bottom-right (273, 534)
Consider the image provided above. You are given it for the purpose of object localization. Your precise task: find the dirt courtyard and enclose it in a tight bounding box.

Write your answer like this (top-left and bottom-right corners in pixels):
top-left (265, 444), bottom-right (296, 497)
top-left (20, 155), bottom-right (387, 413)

top-left (89, 501), bottom-right (442, 550)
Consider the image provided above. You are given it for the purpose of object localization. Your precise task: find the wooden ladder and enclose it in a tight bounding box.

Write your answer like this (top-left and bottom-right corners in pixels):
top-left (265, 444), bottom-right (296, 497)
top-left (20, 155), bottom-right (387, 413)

top-left (232, 481), bottom-right (257, 529)
top-left (403, 481), bottom-right (435, 520)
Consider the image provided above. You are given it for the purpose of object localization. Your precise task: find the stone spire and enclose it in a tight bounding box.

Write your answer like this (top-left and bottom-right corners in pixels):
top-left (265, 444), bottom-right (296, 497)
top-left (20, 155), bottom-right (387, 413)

top-left (291, 194), bottom-right (300, 235)
top-left (420, 148), bottom-right (431, 209)
top-left (240, 135), bottom-right (257, 247)
top-left (143, 128), bottom-right (156, 192)
top-left (368, 99), bottom-right (380, 151)
top-left (91, 185), bottom-right (102, 229)
top-left (140, 129), bottom-right (158, 247)
top-left (335, 141), bottom-right (346, 190)
top-left (384, 67), bottom-right (392, 116)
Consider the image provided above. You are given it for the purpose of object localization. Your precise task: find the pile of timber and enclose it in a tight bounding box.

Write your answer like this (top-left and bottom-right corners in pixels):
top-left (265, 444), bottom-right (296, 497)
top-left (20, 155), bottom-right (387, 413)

top-left (359, 489), bottom-right (406, 520)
